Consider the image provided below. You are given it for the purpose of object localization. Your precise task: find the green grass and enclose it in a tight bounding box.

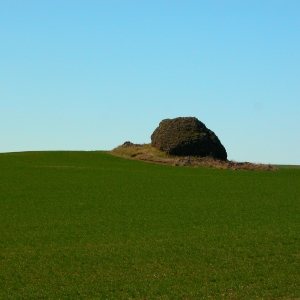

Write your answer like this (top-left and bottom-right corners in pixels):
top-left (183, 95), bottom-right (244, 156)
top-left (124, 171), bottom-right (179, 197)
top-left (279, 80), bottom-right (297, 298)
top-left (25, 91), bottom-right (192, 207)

top-left (0, 151), bottom-right (299, 299)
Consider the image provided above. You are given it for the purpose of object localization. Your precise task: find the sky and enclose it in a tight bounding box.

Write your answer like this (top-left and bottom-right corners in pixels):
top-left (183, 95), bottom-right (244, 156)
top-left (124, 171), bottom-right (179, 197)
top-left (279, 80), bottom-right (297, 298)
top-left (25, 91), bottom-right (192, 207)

top-left (1, 0), bottom-right (299, 165)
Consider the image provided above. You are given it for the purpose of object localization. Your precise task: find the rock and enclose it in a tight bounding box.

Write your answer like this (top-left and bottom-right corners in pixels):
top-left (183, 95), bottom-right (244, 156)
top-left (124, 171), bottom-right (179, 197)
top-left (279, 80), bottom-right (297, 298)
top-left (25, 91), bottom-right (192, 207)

top-left (151, 117), bottom-right (227, 160)
top-left (120, 141), bottom-right (142, 148)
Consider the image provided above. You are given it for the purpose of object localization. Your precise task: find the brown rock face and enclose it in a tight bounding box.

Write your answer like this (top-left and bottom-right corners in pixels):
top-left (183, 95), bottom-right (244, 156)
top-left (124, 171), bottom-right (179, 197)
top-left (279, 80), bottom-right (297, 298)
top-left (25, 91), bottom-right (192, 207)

top-left (151, 117), bottom-right (227, 160)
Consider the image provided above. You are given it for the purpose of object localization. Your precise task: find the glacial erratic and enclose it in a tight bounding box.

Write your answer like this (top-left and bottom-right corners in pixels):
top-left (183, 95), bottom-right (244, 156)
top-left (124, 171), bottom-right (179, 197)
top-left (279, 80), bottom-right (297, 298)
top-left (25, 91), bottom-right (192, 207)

top-left (151, 117), bottom-right (227, 160)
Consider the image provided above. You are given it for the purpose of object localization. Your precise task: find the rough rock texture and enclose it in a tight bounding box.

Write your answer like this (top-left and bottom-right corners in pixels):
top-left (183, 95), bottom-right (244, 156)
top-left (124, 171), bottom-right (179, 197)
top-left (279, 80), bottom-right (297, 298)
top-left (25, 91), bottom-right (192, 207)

top-left (151, 117), bottom-right (227, 160)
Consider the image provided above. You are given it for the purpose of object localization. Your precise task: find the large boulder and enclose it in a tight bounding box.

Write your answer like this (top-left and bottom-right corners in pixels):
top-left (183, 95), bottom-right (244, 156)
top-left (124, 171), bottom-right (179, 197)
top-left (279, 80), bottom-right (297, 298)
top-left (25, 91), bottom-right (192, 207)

top-left (151, 117), bottom-right (227, 160)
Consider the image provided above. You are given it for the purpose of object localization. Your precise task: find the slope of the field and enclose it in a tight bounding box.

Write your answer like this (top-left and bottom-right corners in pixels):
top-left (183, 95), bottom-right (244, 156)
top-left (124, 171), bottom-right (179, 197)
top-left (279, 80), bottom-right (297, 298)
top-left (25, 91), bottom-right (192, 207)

top-left (0, 151), bottom-right (299, 299)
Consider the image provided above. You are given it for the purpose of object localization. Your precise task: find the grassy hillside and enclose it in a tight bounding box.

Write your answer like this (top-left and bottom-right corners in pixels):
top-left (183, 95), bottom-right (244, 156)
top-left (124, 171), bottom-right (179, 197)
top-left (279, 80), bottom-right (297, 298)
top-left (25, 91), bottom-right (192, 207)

top-left (0, 151), bottom-right (299, 299)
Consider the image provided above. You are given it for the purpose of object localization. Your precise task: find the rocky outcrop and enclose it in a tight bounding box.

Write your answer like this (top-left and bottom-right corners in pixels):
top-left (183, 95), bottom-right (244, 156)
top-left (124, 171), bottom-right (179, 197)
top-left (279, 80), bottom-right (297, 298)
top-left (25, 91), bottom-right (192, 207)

top-left (151, 117), bottom-right (227, 160)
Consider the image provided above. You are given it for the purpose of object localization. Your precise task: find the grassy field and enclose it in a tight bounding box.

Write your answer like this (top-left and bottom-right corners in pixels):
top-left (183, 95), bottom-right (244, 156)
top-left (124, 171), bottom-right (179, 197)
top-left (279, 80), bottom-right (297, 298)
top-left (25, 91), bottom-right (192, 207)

top-left (0, 151), bottom-right (299, 299)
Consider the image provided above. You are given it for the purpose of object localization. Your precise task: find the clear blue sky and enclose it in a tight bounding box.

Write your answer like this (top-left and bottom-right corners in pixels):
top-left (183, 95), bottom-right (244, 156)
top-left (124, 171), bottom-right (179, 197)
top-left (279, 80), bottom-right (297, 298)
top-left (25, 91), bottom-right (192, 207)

top-left (1, 1), bottom-right (299, 164)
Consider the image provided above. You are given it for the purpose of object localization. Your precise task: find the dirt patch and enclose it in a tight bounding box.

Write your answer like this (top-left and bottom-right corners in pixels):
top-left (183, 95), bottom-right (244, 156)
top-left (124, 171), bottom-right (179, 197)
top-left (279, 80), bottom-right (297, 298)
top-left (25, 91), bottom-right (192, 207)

top-left (110, 143), bottom-right (278, 171)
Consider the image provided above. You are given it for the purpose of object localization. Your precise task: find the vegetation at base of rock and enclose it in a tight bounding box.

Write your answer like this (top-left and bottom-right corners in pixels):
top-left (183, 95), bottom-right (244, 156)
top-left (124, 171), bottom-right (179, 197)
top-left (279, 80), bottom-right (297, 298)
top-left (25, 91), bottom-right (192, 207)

top-left (111, 143), bottom-right (278, 171)
top-left (0, 151), bottom-right (299, 299)
top-left (151, 117), bottom-right (227, 160)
